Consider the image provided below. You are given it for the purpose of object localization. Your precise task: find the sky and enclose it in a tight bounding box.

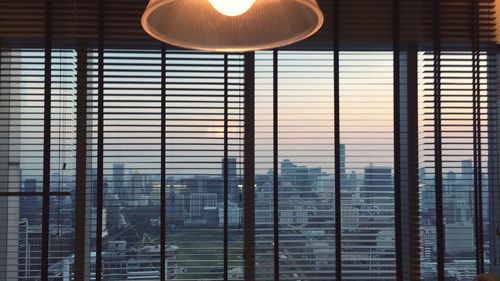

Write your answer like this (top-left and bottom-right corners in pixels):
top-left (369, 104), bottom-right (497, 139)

top-left (12, 49), bottom-right (488, 180)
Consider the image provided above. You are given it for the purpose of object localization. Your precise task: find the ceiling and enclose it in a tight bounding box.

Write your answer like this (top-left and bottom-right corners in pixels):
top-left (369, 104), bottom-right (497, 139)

top-left (0, 0), bottom-right (495, 50)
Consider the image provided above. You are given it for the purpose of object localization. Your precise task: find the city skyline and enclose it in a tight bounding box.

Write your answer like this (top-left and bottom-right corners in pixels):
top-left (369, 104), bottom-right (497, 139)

top-left (13, 142), bottom-right (487, 280)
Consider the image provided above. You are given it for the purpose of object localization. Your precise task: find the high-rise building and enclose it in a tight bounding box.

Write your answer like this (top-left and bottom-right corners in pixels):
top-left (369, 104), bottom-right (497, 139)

top-left (281, 159), bottom-right (297, 182)
top-left (420, 225), bottom-right (436, 259)
top-left (344, 165), bottom-right (395, 278)
top-left (18, 219), bottom-right (29, 279)
top-left (363, 165), bottom-right (393, 199)
top-left (279, 205), bottom-right (308, 224)
top-left (130, 170), bottom-right (144, 197)
top-left (167, 186), bottom-right (187, 223)
top-left (295, 165), bottom-right (310, 188)
top-left (13, 221), bottom-right (43, 280)
top-left (113, 163), bottom-right (125, 191)
top-left (221, 157), bottom-right (237, 178)
top-left (280, 159), bottom-right (320, 188)
top-left (445, 223), bottom-right (474, 255)
top-left (0, 68), bottom-right (20, 280)
top-left (90, 207), bottom-right (108, 239)
top-left (340, 143), bottom-right (346, 178)
top-left (90, 167), bottom-right (98, 207)
top-left (190, 193), bottom-right (217, 219)
top-left (106, 193), bottom-right (123, 230)
top-left (50, 171), bottom-right (61, 192)
top-left (447, 171), bottom-right (457, 181)
top-left (21, 179), bottom-right (39, 222)
top-left (317, 175), bottom-right (334, 199)
top-left (23, 178), bottom-right (37, 193)
top-left (461, 159), bottom-right (473, 185)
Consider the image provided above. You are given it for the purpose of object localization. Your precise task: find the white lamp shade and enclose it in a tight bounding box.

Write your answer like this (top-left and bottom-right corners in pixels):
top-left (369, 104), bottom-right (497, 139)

top-left (141, 0), bottom-right (324, 52)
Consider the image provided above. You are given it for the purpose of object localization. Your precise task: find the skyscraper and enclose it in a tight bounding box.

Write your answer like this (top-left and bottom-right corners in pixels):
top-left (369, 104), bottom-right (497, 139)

top-left (21, 179), bottom-right (39, 221)
top-left (113, 163), bottom-right (125, 190)
top-left (90, 168), bottom-right (97, 207)
top-left (281, 159), bottom-right (297, 182)
top-left (23, 178), bottom-right (37, 193)
top-left (340, 143), bottom-right (346, 178)
top-left (113, 163), bottom-right (125, 202)
top-left (362, 165), bottom-right (393, 205)
top-left (221, 157), bottom-right (237, 178)
top-left (364, 165), bottom-right (393, 193)
top-left (125, 170), bottom-right (145, 205)
top-left (461, 159), bottom-right (473, 185)
top-left (0, 71), bottom-right (20, 279)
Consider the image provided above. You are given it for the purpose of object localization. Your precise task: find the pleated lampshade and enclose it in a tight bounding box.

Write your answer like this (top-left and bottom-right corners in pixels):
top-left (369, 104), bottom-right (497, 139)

top-left (141, 0), bottom-right (324, 52)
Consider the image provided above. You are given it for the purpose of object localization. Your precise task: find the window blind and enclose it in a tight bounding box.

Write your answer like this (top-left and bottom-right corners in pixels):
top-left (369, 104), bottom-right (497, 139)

top-left (418, 1), bottom-right (497, 281)
top-left (0, 0), bottom-right (498, 281)
top-left (0, 47), bottom-right (77, 279)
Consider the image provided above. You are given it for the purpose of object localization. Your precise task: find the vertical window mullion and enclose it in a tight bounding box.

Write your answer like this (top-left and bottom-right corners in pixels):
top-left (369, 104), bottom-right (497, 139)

top-left (473, 5), bottom-right (480, 275)
top-left (333, 1), bottom-right (342, 280)
top-left (476, 50), bottom-right (485, 274)
top-left (272, 49), bottom-right (280, 281)
top-left (393, 0), bottom-right (403, 280)
top-left (41, 0), bottom-right (52, 279)
top-left (95, 0), bottom-right (104, 279)
top-left (223, 53), bottom-right (229, 281)
top-left (473, 45), bottom-right (481, 275)
top-left (487, 51), bottom-right (499, 278)
top-left (407, 46), bottom-right (421, 281)
top-left (476, 0), bottom-right (485, 273)
top-left (160, 43), bottom-right (167, 281)
top-left (74, 47), bottom-right (89, 281)
top-left (243, 52), bottom-right (255, 281)
top-left (433, 0), bottom-right (445, 279)
top-left (471, 0), bottom-right (485, 274)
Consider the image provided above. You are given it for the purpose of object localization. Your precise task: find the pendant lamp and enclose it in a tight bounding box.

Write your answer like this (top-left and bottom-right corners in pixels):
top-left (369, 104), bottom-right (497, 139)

top-left (141, 0), bottom-right (324, 52)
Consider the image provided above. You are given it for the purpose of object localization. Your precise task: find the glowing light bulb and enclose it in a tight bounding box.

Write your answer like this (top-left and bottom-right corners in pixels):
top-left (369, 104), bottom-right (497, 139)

top-left (209, 0), bottom-right (256, 17)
